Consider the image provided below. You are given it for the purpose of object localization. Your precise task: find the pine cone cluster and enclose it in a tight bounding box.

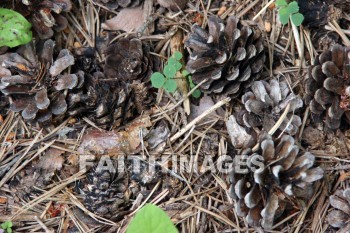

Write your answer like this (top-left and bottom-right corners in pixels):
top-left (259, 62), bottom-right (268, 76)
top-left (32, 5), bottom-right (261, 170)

top-left (229, 134), bottom-right (324, 229)
top-left (96, 0), bottom-right (142, 10)
top-left (185, 15), bottom-right (265, 97)
top-left (327, 188), bottom-right (350, 232)
top-left (16, 0), bottom-right (72, 39)
top-left (305, 44), bottom-right (350, 129)
top-left (0, 40), bottom-right (137, 127)
top-left (237, 78), bottom-right (303, 135)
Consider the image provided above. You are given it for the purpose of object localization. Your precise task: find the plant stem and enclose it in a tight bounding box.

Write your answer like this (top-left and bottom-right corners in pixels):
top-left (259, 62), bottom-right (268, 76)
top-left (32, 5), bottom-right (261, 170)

top-left (291, 18), bottom-right (303, 57)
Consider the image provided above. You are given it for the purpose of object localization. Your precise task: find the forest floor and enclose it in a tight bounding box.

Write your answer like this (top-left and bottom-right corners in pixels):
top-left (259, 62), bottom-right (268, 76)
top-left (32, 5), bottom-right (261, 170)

top-left (0, 0), bottom-right (350, 232)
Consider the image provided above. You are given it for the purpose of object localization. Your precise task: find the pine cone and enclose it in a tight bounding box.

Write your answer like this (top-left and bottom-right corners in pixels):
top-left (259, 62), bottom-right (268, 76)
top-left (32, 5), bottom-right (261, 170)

top-left (104, 38), bottom-right (152, 81)
top-left (66, 71), bottom-right (136, 128)
top-left (305, 44), bottom-right (350, 129)
top-left (299, 0), bottom-right (342, 28)
top-left (229, 134), bottom-right (324, 229)
top-left (96, 0), bottom-right (142, 10)
top-left (184, 15), bottom-right (265, 96)
top-left (16, 0), bottom-right (72, 39)
top-left (78, 166), bottom-right (128, 218)
top-left (327, 188), bottom-right (350, 232)
top-left (237, 78), bottom-right (303, 135)
top-left (0, 41), bottom-right (135, 128)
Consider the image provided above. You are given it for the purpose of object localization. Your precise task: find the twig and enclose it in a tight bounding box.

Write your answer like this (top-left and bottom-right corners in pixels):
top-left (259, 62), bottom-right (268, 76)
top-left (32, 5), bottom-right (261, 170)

top-left (34, 216), bottom-right (54, 233)
top-left (170, 97), bottom-right (230, 142)
top-left (252, 0), bottom-right (275, 21)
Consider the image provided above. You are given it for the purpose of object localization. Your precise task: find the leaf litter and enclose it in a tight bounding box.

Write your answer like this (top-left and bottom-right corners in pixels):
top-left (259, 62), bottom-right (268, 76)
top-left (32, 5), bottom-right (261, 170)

top-left (0, 0), bottom-right (350, 232)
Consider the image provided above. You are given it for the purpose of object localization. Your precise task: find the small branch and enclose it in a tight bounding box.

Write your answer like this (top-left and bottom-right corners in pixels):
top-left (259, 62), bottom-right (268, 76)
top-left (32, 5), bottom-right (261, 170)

top-left (253, 0), bottom-right (275, 21)
top-left (170, 97), bottom-right (230, 142)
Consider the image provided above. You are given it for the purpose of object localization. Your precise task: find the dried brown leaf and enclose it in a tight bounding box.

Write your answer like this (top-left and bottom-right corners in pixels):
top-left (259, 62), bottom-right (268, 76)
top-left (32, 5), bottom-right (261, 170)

top-left (102, 7), bottom-right (145, 32)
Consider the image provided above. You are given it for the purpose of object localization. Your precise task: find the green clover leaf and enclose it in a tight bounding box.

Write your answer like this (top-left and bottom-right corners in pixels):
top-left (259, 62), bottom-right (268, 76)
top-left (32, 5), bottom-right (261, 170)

top-left (279, 7), bottom-right (290, 25)
top-left (151, 72), bottom-right (165, 88)
top-left (164, 65), bottom-right (177, 78)
top-left (275, 0), bottom-right (287, 7)
top-left (174, 61), bottom-right (182, 71)
top-left (290, 13), bottom-right (304, 26)
top-left (167, 57), bottom-right (177, 66)
top-left (287, 1), bottom-right (299, 14)
top-left (173, 51), bottom-right (183, 60)
top-left (164, 79), bottom-right (177, 93)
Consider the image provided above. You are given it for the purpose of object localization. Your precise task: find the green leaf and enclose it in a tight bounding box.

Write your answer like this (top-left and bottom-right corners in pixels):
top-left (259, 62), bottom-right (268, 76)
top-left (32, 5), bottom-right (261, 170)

top-left (279, 7), bottom-right (290, 25)
top-left (6, 222), bottom-right (11, 229)
top-left (287, 1), bottom-right (299, 14)
top-left (174, 61), bottom-right (182, 71)
top-left (167, 57), bottom-right (177, 66)
top-left (192, 89), bottom-right (201, 98)
top-left (151, 72), bottom-right (165, 88)
top-left (0, 8), bottom-right (32, 48)
top-left (164, 79), bottom-right (177, 93)
top-left (290, 13), bottom-right (304, 26)
top-left (126, 204), bottom-right (178, 233)
top-left (173, 51), bottom-right (183, 60)
top-left (275, 0), bottom-right (287, 7)
top-left (7, 228), bottom-right (12, 233)
top-left (1, 221), bottom-right (9, 230)
top-left (164, 65), bottom-right (177, 78)
top-left (182, 70), bottom-right (190, 77)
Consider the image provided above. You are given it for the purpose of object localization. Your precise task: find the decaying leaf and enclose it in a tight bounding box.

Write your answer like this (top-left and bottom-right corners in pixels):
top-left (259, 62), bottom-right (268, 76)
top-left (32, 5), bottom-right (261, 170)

top-left (38, 148), bottom-right (65, 171)
top-left (146, 120), bottom-right (170, 149)
top-left (102, 7), bottom-right (145, 32)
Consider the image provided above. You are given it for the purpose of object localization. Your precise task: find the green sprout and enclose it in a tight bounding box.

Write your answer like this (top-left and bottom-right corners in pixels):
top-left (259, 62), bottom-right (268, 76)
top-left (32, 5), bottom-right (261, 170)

top-left (126, 204), bottom-right (178, 233)
top-left (275, 0), bottom-right (304, 26)
top-left (1, 221), bottom-right (13, 233)
top-left (0, 8), bottom-right (32, 48)
top-left (151, 51), bottom-right (201, 98)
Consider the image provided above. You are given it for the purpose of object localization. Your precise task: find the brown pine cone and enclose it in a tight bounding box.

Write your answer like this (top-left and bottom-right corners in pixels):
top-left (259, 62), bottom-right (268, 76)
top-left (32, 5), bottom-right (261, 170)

top-left (305, 44), bottom-right (350, 129)
top-left (237, 78), bottom-right (303, 135)
top-left (229, 134), bottom-right (323, 229)
top-left (299, 0), bottom-right (342, 28)
top-left (96, 0), bottom-right (142, 10)
top-left (327, 188), bottom-right (350, 232)
top-left (0, 41), bottom-right (136, 128)
top-left (184, 15), bottom-right (265, 97)
top-left (104, 38), bottom-right (152, 81)
top-left (78, 166), bottom-right (128, 218)
top-left (15, 0), bottom-right (72, 39)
